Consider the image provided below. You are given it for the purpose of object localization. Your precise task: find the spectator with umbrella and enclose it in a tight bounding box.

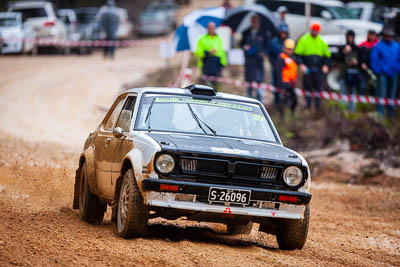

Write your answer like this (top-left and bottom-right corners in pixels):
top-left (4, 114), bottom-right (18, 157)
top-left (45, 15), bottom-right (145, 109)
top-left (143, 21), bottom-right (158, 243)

top-left (240, 15), bottom-right (269, 102)
top-left (370, 26), bottom-right (400, 118)
top-left (269, 24), bottom-right (289, 107)
top-left (295, 22), bottom-right (331, 110)
top-left (195, 22), bottom-right (227, 89)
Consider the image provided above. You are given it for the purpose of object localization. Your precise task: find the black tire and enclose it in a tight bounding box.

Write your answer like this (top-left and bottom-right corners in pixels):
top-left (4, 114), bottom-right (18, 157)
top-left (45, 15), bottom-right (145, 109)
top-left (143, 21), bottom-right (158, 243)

top-left (276, 205), bottom-right (310, 250)
top-left (117, 169), bottom-right (149, 238)
top-left (78, 162), bottom-right (106, 224)
top-left (226, 221), bottom-right (253, 235)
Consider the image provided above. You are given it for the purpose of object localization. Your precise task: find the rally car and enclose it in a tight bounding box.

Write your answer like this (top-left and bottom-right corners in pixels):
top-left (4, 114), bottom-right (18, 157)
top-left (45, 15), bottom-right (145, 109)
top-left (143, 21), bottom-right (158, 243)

top-left (73, 84), bottom-right (311, 250)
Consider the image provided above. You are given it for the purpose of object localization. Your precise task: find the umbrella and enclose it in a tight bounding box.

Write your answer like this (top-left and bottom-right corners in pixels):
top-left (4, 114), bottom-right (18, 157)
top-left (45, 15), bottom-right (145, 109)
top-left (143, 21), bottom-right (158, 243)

top-left (223, 4), bottom-right (280, 35)
top-left (174, 6), bottom-right (226, 51)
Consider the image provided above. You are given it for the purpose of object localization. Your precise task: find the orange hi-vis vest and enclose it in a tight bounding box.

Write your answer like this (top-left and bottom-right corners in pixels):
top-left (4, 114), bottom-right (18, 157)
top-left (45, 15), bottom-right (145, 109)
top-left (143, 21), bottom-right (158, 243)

top-left (280, 52), bottom-right (297, 83)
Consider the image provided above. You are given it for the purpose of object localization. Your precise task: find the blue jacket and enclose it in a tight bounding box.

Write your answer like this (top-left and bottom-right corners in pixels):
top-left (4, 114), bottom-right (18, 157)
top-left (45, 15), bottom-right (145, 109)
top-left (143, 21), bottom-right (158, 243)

top-left (370, 40), bottom-right (400, 77)
top-left (268, 36), bottom-right (285, 64)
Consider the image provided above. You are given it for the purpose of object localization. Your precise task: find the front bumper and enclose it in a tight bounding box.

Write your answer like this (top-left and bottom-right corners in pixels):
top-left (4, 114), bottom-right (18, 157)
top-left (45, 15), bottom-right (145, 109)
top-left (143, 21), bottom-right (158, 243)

top-left (142, 178), bottom-right (311, 220)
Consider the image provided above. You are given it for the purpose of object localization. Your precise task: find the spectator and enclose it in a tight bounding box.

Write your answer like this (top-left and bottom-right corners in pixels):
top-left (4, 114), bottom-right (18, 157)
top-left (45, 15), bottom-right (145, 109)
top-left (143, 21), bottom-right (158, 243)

top-left (370, 26), bottom-right (400, 118)
top-left (222, 0), bottom-right (233, 10)
top-left (358, 30), bottom-right (379, 94)
top-left (195, 22), bottom-right (227, 89)
top-left (275, 38), bottom-right (298, 118)
top-left (100, 1), bottom-right (120, 59)
top-left (338, 30), bottom-right (362, 111)
top-left (269, 24), bottom-right (289, 108)
top-left (277, 6), bottom-right (289, 30)
top-left (295, 22), bottom-right (331, 110)
top-left (240, 15), bottom-right (269, 102)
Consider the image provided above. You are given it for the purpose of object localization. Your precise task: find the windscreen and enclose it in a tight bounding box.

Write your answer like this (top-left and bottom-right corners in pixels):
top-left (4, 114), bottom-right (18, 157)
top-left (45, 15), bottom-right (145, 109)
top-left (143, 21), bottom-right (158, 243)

top-left (76, 10), bottom-right (97, 24)
top-left (0, 17), bottom-right (18, 27)
top-left (327, 6), bottom-right (354, 19)
top-left (136, 94), bottom-right (278, 143)
top-left (13, 8), bottom-right (47, 20)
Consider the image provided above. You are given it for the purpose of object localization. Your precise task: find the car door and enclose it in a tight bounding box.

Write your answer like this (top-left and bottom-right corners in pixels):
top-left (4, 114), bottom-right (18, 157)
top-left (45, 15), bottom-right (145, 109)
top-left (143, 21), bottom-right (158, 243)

top-left (94, 95), bottom-right (126, 198)
top-left (105, 95), bottom-right (138, 199)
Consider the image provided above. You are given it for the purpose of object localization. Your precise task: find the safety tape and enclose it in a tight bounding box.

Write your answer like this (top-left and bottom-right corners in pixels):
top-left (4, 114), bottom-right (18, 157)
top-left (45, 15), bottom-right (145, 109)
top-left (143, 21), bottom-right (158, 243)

top-left (201, 74), bottom-right (400, 107)
top-left (0, 37), bottom-right (161, 47)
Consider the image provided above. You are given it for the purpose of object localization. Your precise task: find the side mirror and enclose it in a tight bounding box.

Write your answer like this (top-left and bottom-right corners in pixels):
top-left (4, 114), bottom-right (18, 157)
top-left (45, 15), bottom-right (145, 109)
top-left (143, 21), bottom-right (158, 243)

top-left (321, 10), bottom-right (333, 20)
top-left (113, 127), bottom-right (125, 138)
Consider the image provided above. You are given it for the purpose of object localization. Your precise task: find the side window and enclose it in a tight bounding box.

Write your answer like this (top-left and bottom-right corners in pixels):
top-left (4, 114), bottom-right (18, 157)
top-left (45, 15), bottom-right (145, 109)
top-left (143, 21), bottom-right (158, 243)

top-left (285, 1), bottom-right (305, 16)
top-left (311, 4), bottom-right (324, 18)
top-left (104, 97), bottom-right (125, 131)
top-left (115, 96), bottom-right (137, 132)
top-left (256, 0), bottom-right (281, 12)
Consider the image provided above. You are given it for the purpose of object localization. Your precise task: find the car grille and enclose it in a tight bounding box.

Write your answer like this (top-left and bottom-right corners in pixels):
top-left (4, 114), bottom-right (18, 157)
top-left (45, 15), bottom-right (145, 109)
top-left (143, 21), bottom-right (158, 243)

top-left (235, 162), bottom-right (279, 180)
top-left (179, 156), bottom-right (281, 182)
top-left (180, 157), bottom-right (228, 177)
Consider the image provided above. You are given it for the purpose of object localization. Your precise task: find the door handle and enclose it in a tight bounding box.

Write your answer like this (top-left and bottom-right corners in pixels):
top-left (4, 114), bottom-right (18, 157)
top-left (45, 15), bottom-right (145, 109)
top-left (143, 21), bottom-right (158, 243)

top-left (105, 137), bottom-right (112, 145)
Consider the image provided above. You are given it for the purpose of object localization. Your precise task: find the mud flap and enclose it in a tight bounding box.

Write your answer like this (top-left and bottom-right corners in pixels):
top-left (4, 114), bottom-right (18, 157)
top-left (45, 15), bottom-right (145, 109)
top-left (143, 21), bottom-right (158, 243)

top-left (111, 175), bottom-right (123, 222)
top-left (73, 168), bottom-right (80, 209)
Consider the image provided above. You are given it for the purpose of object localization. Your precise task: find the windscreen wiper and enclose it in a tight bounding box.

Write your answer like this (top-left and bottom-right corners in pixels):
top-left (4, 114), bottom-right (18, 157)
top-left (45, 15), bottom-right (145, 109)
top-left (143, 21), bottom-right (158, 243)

top-left (145, 98), bottom-right (156, 132)
top-left (187, 103), bottom-right (217, 136)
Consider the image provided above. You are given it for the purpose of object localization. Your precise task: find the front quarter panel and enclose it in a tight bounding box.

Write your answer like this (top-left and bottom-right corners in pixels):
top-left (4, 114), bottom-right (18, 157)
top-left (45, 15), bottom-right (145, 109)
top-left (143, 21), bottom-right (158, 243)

top-left (121, 131), bottom-right (161, 190)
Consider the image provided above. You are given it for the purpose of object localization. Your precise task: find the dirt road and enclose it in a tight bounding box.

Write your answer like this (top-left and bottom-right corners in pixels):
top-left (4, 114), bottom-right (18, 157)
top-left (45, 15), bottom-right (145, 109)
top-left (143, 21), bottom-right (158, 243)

top-left (0, 19), bottom-right (400, 267)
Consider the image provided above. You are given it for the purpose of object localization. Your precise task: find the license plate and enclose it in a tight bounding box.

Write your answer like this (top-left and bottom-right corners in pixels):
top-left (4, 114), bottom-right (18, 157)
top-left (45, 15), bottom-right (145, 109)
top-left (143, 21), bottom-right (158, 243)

top-left (208, 187), bottom-right (251, 205)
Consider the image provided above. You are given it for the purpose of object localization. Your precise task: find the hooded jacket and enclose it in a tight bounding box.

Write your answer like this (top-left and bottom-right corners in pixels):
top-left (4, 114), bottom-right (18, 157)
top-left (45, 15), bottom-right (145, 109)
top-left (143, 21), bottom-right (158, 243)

top-left (370, 40), bottom-right (400, 77)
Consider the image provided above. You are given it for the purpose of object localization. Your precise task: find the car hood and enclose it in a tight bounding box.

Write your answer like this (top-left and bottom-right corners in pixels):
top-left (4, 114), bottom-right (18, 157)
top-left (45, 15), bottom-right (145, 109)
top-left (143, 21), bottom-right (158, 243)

top-left (327, 19), bottom-right (382, 33)
top-left (146, 133), bottom-right (301, 164)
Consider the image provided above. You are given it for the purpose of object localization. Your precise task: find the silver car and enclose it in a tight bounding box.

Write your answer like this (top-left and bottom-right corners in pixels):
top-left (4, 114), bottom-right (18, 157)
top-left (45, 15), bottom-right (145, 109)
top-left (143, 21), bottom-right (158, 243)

top-left (73, 85), bottom-right (312, 250)
top-left (137, 8), bottom-right (174, 36)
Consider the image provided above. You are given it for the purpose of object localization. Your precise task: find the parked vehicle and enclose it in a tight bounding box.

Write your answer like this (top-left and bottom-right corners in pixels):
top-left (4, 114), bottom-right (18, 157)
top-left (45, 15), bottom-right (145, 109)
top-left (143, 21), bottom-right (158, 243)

top-left (96, 6), bottom-right (134, 40)
top-left (0, 12), bottom-right (36, 54)
top-left (255, 0), bottom-right (382, 49)
top-left (73, 84), bottom-right (312, 250)
top-left (137, 8), bottom-right (174, 36)
top-left (346, 2), bottom-right (391, 25)
top-left (147, 0), bottom-right (178, 28)
top-left (74, 7), bottom-right (100, 53)
top-left (8, 1), bottom-right (69, 54)
top-left (58, 8), bottom-right (91, 54)
top-left (58, 9), bottom-right (78, 41)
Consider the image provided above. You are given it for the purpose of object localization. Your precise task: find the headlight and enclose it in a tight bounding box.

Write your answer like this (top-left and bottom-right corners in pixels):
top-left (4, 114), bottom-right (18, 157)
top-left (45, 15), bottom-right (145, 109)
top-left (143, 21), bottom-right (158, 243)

top-left (155, 154), bottom-right (175, 173)
top-left (283, 166), bottom-right (303, 187)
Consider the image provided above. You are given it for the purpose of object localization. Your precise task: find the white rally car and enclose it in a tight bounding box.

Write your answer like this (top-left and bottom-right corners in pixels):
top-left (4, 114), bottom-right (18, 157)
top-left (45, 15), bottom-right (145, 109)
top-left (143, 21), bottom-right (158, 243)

top-left (73, 84), bottom-right (312, 250)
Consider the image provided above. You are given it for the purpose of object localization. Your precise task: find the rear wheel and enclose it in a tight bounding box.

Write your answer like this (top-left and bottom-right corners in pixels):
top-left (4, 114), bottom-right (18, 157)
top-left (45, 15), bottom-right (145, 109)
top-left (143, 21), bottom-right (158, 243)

top-left (117, 169), bottom-right (149, 238)
top-left (276, 205), bottom-right (310, 250)
top-left (78, 162), bottom-right (106, 224)
top-left (226, 221), bottom-right (253, 235)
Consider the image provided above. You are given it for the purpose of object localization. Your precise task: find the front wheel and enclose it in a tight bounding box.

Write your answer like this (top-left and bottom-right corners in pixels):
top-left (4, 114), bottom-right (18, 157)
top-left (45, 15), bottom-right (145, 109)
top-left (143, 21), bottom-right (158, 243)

top-left (78, 162), bottom-right (106, 224)
top-left (276, 205), bottom-right (310, 250)
top-left (117, 169), bottom-right (149, 238)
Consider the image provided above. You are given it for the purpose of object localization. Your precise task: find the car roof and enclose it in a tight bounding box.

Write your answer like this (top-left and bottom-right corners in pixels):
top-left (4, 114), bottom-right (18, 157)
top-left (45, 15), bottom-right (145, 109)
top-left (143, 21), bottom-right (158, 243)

top-left (272, 0), bottom-right (343, 7)
top-left (8, 1), bottom-right (51, 8)
top-left (346, 2), bottom-right (374, 8)
top-left (124, 87), bottom-right (261, 104)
